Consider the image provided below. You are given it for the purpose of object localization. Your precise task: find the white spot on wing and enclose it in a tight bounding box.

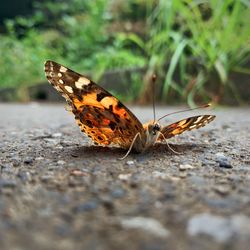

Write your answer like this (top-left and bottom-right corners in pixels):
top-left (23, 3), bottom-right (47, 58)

top-left (54, 86), bottom-right (61, 92)
top-left (60, 66), bottom-right (67, 72)
top-left (189, 125), bottom-right (197, 129)
top-left (100, 96), bottom-right (116, 109)
top-left (75, 77), bottom-right (90, 88)
top-left (75, 81), bottom-right (84, 89)
top-left (59, 79), bottom-right (64, 84)
top-left (65, 86), bottom-right (73, 93)
top-left (58, 73), bottom-right (62, 77)
top-left (194, 116), bottom-right (203, 124)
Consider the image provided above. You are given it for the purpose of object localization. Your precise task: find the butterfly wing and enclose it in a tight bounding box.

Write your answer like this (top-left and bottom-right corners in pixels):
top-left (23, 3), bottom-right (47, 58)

top-left (44, 60), bottom-right (143, 148)
top-left (158, 115), bottom-right (215, 140)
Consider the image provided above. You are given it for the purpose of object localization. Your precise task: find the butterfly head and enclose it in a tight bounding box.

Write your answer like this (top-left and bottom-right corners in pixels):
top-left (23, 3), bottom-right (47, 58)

top-left (143, 121), bottom-right (162, 148)
top-left (151, 122), bottom-right (161, 135)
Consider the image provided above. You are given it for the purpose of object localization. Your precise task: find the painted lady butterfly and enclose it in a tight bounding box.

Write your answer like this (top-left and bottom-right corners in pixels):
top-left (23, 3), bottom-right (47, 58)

top-left (44, 61), bottom-right (215, 158)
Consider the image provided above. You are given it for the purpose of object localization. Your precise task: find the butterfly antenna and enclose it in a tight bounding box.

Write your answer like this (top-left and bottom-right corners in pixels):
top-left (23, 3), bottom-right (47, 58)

top-left (159, 132), bottom-right (181, 154)
top-left (152, 74), bottom-right (157, 123)
top-left (157, 103), bottom-right (211, 121)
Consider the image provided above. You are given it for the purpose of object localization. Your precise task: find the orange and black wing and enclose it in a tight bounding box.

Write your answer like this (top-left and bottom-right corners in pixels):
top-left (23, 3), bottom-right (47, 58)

top-left (158, 115), bottom-right (215, 140)
top-left (44, 60), bottom-right (143, 148)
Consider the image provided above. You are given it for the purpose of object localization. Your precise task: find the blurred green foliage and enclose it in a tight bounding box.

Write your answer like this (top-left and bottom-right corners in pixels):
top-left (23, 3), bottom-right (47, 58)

top-left (0, 0), bottom-right (249, 103)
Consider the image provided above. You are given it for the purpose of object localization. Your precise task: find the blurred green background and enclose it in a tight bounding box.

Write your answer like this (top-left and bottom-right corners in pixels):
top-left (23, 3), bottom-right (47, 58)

top-left (0, 0), bottom-right (249, 105)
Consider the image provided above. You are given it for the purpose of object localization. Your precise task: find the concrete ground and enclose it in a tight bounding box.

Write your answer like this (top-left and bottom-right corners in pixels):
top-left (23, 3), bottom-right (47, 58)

top-left (0, 103), bottom-right (249, 250)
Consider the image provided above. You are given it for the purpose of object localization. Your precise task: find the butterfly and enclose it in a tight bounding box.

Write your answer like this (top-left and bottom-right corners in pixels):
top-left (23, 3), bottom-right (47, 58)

top-left (44, 61), bottom-right (215, 158)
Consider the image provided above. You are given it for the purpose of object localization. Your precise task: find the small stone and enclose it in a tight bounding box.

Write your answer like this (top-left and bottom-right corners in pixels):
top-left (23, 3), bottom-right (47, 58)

top-left (70, 169), bottom-right (88, 177)
top-left (188, 176), bottom-right (206, 186)
top-left (215, 152), bottom-right (227, 161)
top-left (0, 179), bottom-right (17, 188)
top-left (213, 185), bottom-right (230, 195)
top-left (60, 140), bottom-right (72, 146)
top-left (0, 164), bottom-right (13, 173)
top-left (179, 172), bottom-right (187, 178)
top-left (35, 156), bottom-right (44, 161)
top-left (118, 173), bottom-right (131, 181)
top-left (11, 156), bottom-right (22, 167)
top-left (168, 176), bottom-right (180, 182)
top-left (47, 165), bottom-right (61, 171)
top-left (73, 200), bottom-right (98, 213)
top-left (230, 215), bottom-right (250, 239)
top-left (23, 157), bottom-right (33, 164)
top-left (204, 197), bottom-right (239, 210)
top-left (52, 133), bottom-right (62, 138)
top-left (100, 196), bottom-right (115, 211)
top-left (215, 152), bottom-right (232, 168)
top-left (187, 213), bottom-right (232, 243)
top-left (17, 171), bottom-right (32, 182)
top-left (57, 160), bottom-right (66, 165)
top-left (44, 138), bottom-right (58, 144)
top-left (126, 160), bottom-right (135, 166)
top-left (120, 217), bottom-right (169, 238)
top-left (187, 213), bottom-right (250, 243)
top-left (111, 187), bottom-right (126, 198)
top-left (179, 164), bottom-right (195, 171)
top-left (219, 161), bottom-right (232, 169)
top-left (201, 158), bottom-right (214, 166)
top-left (152, 171), bottom-right (167, 179)
top-left (41, 175), bottom-right (53, 183)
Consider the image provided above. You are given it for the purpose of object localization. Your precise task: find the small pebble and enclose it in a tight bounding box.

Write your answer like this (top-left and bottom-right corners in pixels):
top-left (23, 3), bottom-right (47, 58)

top-left (0, 179), bottom-right (17, 188)
top-left (24, 157), bottom-right (33, 164)
top-left (187, 213), bottom-right (232, 242)
top-left (57, 160), bottom-right (66, 165)
top-left (41, 175), bottom-right (53, 183)
top-left (52, 133), bottom-right (62, 138)
top-left (11, 156), bottom-right (22, 167)
top-left (35, 156), bottom-right (44, 161)
top-left (70, 169), bottom-right (88, 177)
top-left (44, 138), bottom-right (58, 144)
top-left (120, 217), bottom-right (169, 238)
top-left (73, 200), bottom-right (98, 213)
top-left (17, 171), bottom-right (32, 182)
top-left (111, 187), bottom-right (126, 198)
top-left (118, 173), bottom-right (131, 181)
top-left (204, 197), bottom-right (239, 210)
top-left (187, 213), bottom-right (250, 243)
top-left (188, 176), bottom-right (206, 186)
top-left (126, 160), bottom-right (135, 166)
top-left (215, 152), bottom-right (232, 169)
top-left (219, 161), bottom-right (232, 169)
top-left (179, 164), bottom-right (195, 171)
top-left (213, 185), bottom-right (230, 195)
top-left (152, 171), bottom-right (167, 179)
top-left (100, 196), bottom-right (115, 211)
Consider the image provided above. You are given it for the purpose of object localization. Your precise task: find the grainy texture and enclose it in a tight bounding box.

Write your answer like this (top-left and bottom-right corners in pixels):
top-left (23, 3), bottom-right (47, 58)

top-left (0, 104), bottom-right (249, 250)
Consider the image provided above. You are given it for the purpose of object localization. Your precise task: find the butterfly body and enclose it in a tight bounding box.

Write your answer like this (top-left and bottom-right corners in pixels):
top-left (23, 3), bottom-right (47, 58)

top-left (123, 121), bottom-right (161, 153)
top-left (44, 61), bottom-right (215, 155)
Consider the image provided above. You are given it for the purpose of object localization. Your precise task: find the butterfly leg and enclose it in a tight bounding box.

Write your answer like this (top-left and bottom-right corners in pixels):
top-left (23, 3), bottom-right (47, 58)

top-left (159, 132), bottom-right (181, 155)
top-left (119, 132), bottom-right (141, 160)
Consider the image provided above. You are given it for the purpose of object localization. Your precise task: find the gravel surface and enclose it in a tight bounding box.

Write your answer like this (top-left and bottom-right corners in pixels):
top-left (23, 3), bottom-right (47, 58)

top-left (0, 103), bottom-right (250, 250)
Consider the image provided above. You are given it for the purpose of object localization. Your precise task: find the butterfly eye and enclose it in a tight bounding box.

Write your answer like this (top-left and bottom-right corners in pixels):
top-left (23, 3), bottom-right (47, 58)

top-left (153, 123), bottom-right (160, 131)
top-left (151, 123), bottom-right (160, 135)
